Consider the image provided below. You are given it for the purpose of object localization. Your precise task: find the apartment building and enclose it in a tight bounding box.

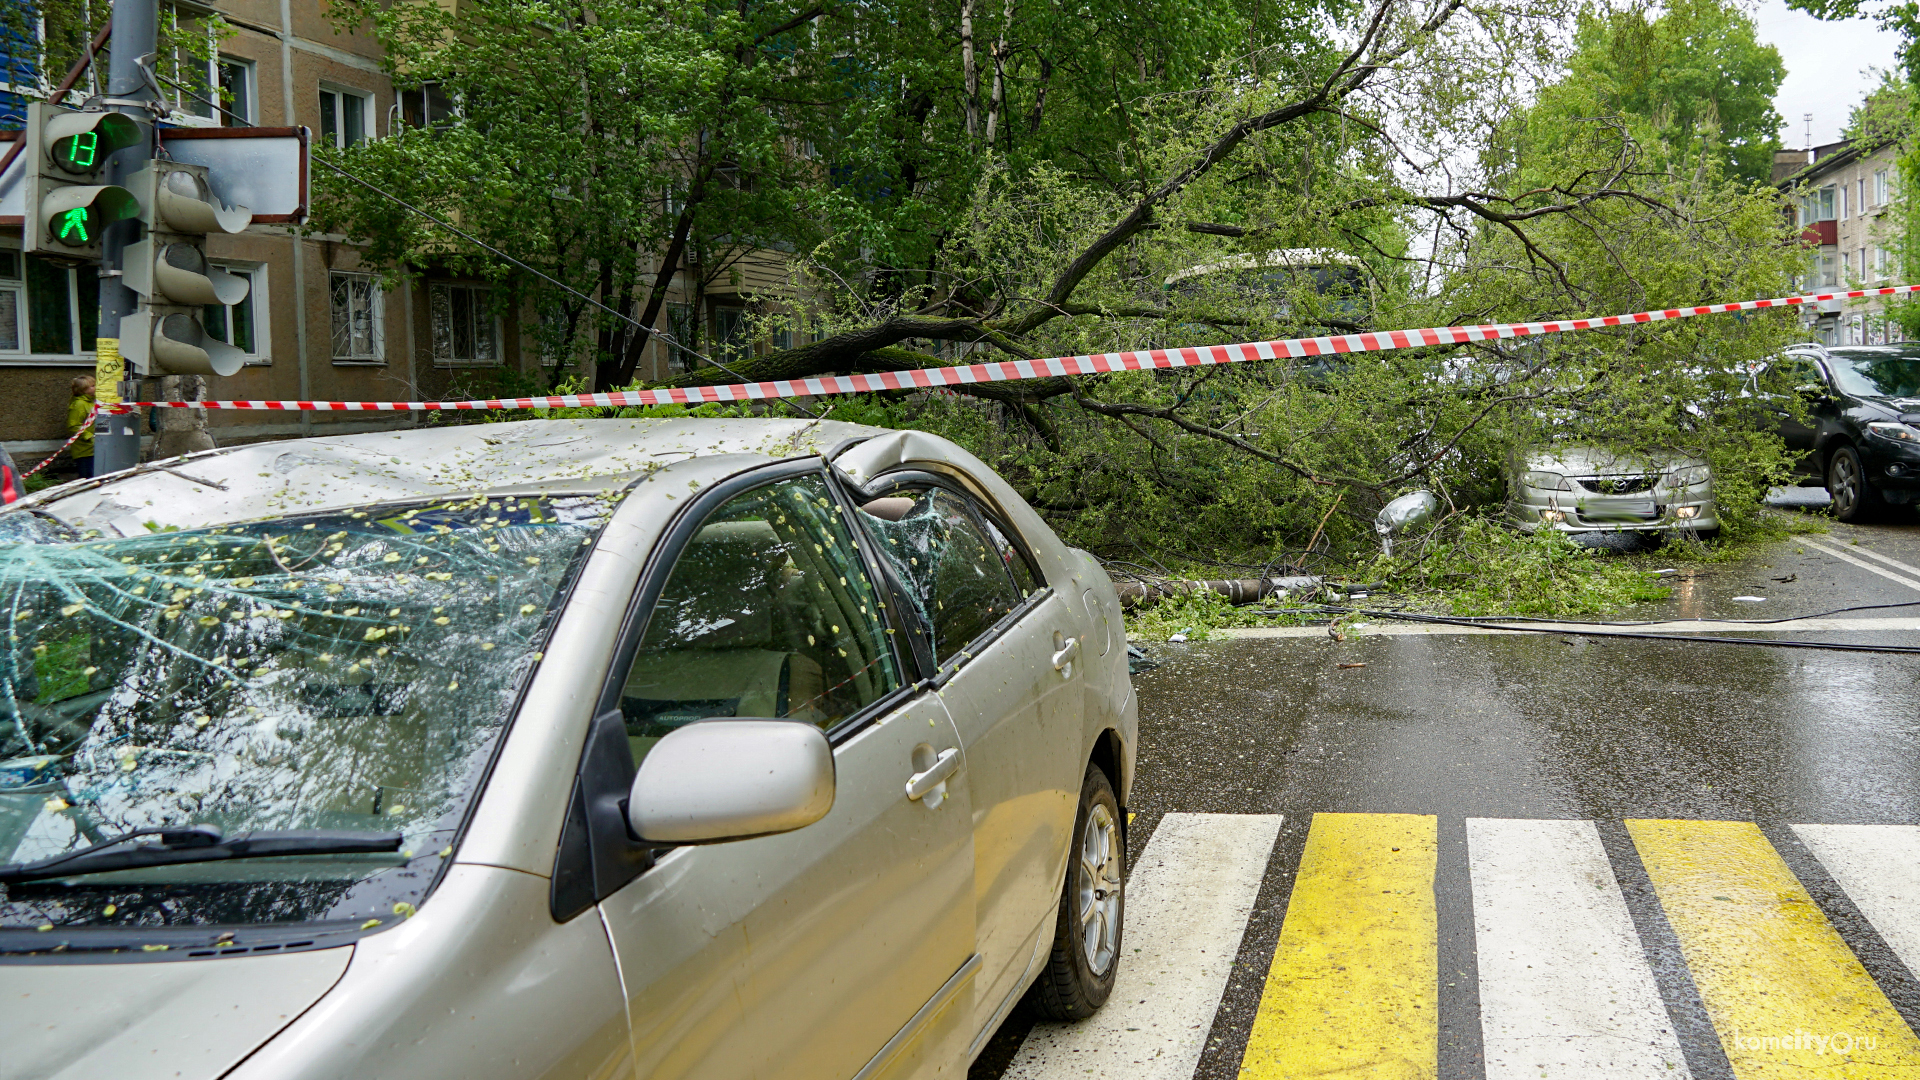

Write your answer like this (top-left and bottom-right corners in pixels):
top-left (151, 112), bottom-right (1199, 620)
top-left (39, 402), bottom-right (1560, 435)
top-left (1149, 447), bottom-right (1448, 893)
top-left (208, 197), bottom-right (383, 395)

top-left (0, 1), bottom-right (754, 472)
top-left (1775, 139), bottom-right (1904, 345)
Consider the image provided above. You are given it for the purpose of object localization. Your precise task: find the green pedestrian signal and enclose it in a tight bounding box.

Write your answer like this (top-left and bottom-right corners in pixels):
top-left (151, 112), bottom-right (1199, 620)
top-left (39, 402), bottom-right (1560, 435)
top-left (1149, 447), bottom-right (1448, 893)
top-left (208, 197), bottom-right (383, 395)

top-left (55, 207), bottom-right (89, 243)
top-left (23, 104), bottom-right (143, 257)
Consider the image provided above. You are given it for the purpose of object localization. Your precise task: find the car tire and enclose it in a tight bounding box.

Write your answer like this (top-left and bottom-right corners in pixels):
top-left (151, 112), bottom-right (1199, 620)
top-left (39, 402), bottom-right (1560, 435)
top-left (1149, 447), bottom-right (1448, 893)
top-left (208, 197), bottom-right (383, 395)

top-left (1034, 765), bottom-right (1124, 1021)
top-left (1828, 444), bottom-right (1884, 523)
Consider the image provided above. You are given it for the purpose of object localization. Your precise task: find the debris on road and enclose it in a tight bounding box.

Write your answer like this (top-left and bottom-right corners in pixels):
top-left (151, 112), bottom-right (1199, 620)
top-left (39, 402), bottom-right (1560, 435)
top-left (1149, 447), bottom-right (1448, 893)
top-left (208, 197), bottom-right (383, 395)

top-left (1374, 490), bottom-right (1439, 556)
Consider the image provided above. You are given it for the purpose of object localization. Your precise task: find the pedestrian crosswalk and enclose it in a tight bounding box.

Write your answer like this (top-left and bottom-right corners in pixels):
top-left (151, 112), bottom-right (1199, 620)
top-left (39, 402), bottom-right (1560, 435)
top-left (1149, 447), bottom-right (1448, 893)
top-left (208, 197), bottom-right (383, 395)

top-left (1007, 812), bottom-right (1920, 1080)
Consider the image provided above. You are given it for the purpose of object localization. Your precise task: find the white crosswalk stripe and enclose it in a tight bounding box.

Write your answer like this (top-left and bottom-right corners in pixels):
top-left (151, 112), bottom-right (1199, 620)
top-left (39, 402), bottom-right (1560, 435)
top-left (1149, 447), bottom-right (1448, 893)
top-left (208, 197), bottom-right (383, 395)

top-left (1003, 812), bottom-right (1282, 1080)
top-left (1468, 818), bottom-right (1690, 1079)
top-left (1792, 824), bottom-right (1920, 977)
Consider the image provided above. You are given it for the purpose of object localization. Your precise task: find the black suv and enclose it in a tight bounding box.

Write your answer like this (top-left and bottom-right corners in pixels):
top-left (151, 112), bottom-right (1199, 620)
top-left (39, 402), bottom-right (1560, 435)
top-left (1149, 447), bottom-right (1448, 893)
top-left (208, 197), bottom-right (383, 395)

top-left (1771, 343), bottom-right (1920, 521)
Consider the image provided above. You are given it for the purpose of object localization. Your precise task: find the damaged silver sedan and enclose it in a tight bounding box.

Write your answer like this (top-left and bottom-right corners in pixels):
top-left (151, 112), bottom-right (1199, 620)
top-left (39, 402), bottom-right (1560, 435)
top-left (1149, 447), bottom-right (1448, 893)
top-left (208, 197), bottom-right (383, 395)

top-left (1509, 447), bottom-right (1719, 537)
top-left (0, 418), bottom-right (1136, 1080)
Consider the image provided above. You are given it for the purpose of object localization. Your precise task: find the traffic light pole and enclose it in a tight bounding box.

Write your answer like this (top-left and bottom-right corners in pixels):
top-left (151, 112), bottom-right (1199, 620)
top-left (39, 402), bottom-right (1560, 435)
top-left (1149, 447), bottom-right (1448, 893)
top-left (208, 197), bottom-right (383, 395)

top-left (91, 0), bottom-right (156, 476)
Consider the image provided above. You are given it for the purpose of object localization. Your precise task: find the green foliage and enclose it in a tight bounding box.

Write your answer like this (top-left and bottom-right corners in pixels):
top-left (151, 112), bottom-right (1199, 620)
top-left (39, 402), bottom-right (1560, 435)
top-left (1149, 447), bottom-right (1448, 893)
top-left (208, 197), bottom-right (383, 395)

top-left (311, 0), bottom-right (1803, 626)
top-left (1406, 521), bottom-right (1673, 616)
top-left (1509, 0), bottom-right (1784, 187)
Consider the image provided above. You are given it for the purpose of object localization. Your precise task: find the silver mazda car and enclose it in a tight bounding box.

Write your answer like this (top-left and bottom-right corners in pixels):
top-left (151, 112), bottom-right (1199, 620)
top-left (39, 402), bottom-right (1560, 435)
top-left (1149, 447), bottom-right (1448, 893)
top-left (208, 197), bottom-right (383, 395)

top-left (1509, 446), bottom-right (1718, 537)
top-left (0, 418), bottom-right (1136, 1080)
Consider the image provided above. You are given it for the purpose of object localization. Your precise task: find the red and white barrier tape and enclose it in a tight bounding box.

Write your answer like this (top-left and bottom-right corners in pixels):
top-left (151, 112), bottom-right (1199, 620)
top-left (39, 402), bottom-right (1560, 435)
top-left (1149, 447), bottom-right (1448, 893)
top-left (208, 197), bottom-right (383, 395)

top-left (17, 405), bottom-right (98, 480)
top-left (107, 284), bottom-right (1917, 414)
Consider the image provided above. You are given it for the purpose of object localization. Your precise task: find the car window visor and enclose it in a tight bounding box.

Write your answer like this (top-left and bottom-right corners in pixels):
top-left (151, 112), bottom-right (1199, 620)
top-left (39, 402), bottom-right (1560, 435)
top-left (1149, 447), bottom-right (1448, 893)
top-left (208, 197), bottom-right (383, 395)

top-left (0, 823), bottom-right (401, 884)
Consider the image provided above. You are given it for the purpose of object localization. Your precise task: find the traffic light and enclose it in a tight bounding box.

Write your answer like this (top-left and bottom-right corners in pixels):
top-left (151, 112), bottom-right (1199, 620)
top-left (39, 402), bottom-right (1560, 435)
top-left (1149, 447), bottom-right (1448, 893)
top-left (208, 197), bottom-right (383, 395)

top-left (122, 161), bottom-right (253, 377)
top-left (22, 102), bottom-right (144, 258)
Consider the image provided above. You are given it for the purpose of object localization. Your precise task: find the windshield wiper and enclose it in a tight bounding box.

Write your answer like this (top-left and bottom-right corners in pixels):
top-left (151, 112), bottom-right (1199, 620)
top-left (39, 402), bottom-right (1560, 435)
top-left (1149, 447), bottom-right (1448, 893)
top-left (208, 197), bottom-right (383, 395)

top-left (0, 824), bottom-right (403, 884)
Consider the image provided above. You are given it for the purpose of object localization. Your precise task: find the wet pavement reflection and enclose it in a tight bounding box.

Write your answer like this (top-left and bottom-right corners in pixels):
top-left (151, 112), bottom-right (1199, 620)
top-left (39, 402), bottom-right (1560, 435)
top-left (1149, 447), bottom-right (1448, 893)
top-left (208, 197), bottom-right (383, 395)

top-left (976, 507), bottom-right (1920, 1080)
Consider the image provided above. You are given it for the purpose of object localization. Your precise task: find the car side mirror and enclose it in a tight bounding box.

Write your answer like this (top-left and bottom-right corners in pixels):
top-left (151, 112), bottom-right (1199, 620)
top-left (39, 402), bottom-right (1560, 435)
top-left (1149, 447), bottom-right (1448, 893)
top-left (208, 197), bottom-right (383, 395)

top-left (627, 720), bottom-right (835, 845)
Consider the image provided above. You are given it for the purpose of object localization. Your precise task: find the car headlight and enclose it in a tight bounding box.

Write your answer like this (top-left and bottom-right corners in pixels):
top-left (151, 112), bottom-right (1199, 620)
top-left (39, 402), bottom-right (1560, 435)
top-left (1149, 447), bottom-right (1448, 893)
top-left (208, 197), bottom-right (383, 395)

top-left (1868, 422), bottom-right (1920, 444)
top-left (1668, 465), bottom-right (1711, 487)
top-left (1521, 470), bottom-right (1572, 491)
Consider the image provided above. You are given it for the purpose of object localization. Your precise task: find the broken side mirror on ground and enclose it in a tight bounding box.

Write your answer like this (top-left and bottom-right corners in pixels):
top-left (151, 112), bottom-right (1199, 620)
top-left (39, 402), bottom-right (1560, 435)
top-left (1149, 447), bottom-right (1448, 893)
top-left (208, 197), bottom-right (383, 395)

top-left (627, 719), bottom-right (836, 845)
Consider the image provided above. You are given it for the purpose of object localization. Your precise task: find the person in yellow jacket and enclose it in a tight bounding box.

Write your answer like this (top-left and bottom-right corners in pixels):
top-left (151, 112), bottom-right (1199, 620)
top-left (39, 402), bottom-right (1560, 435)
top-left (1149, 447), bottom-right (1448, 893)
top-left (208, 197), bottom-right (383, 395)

top-left (66, 375), bottom-right (95, 479)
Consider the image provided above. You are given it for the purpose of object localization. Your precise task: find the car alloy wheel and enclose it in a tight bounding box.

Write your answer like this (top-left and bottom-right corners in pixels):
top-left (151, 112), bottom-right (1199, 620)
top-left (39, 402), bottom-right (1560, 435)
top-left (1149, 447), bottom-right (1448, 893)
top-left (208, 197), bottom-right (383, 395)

top-left (1077, 801), bottom-right (1123, 977)
top-left (1828, 445), bottom-right (1880, 522)
top-left (1036, 765), bottom-right (1124, 1019)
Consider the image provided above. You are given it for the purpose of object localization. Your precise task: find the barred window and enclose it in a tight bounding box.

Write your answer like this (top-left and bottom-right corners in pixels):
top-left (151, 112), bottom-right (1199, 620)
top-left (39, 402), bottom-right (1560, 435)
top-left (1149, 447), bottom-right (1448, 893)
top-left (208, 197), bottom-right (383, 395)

top-left (330, 272), bottom-right (383, 363)
top-left (431, 284), bottom-right (501, 366)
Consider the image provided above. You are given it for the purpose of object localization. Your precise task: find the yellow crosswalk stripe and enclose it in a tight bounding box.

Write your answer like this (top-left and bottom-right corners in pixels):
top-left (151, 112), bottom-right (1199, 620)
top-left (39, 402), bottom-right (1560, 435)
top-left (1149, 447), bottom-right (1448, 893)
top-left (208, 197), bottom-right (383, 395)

top-left (1627, 818), bottom-right (1920, 1077)
top-left (1238, 812), bottom-right (1437, 1080)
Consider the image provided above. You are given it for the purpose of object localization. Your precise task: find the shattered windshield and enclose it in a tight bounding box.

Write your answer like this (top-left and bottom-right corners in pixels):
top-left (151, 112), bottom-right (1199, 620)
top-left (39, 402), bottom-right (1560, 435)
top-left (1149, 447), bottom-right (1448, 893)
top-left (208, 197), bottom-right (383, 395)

top-left (0, 493), bottom-right (609, 938)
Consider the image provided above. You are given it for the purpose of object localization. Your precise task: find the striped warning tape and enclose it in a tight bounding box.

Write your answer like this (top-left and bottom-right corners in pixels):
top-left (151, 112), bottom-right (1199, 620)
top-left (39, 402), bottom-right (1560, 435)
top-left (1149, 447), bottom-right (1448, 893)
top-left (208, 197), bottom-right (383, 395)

top-left (17, 405), bottom-right (98, 480)
top-left (106, 283), bottom-right (1917, 414)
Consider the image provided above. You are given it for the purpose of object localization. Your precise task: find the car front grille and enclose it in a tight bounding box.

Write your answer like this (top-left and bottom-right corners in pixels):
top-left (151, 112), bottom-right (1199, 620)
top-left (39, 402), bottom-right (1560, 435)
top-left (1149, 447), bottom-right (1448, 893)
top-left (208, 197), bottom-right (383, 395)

top-left (1574, 475), bottom-right (1658, 495)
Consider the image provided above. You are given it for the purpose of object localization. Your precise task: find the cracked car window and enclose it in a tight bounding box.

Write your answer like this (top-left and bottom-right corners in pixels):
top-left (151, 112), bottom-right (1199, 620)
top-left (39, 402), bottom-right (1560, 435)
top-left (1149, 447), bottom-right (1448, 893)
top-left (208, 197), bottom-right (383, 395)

top-left (0, 494), bottom-right (610, 934)
top-left (618, 474), bottom-right (902, 768)
top-left (858, 487), bottom-right (1024, 664)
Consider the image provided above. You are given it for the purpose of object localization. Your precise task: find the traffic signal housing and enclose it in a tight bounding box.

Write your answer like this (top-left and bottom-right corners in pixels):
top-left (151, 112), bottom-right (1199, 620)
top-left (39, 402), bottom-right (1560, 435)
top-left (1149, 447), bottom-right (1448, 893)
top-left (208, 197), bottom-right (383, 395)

top-left (22, 102), bottom-right (144, 258)
top-left (122, 161), bottom-right (253, 377)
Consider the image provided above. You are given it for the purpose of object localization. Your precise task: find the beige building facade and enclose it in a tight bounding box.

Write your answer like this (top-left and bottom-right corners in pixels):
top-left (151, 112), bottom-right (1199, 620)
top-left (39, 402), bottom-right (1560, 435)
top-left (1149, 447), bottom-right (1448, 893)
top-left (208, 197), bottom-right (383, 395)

top-left (1776, 139), bottom-right (1905, 345)
top-left (0, 0), bottom-right (777, 475)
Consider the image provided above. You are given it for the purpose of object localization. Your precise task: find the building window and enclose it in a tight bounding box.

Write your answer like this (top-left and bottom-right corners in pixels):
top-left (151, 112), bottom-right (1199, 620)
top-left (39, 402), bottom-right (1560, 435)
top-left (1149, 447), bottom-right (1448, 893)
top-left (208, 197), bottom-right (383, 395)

top-left (1878, 246), bottom-right (1893, 278)
top-left (1839, 183), bottom-right (1849, 220)
top-left (1841, 250), bottom-right (1851, 282)
top-left (319, 87), bottom-right (370, 148)
top-left (1876, 169), bottom-right (1891, 207)
top-left (429, 283), bottom-right (501, 366)
top-left (713, 305), bottom-right (751, 362)
top-left (0, 251), bottom-right (103, 360)
top-left (401, 83), bottom-right (457, 130)
top-left (1821, 252), bottom-right (1837, 288)
top-left (204, 263), bottom-right (264, 364)
top-left (330, 272), bottom-right (383, 363)
top-left (217, 59), bottom-right (254, 126)
top-left (1805, 187), bottom-right (1836, 224)
top-left (666, 301), bottom-right (699, 372)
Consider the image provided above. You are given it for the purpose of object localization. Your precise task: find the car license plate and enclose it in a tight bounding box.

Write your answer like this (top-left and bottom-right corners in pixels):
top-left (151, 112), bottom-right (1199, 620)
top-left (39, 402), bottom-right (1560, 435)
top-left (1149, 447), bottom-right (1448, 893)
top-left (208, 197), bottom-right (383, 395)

top-left (1582, 495), bottom-right (1657, 521)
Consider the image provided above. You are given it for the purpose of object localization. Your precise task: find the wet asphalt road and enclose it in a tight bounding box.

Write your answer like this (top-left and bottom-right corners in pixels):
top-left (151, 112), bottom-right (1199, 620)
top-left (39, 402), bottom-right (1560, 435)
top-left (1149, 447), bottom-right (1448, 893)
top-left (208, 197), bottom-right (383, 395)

top-left (973, 500), bottom-right (1920, 1080)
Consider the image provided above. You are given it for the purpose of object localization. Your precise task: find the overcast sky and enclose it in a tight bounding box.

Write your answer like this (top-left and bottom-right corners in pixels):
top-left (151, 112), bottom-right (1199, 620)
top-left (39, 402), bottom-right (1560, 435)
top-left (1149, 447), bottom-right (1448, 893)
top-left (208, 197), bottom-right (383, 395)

top-left (1753, 0), bottom-right (1903, 147)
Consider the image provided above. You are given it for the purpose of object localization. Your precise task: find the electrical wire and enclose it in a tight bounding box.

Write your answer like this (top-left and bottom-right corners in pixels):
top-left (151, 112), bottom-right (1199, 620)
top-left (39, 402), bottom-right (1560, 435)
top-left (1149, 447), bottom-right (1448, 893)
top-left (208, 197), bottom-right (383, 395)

top-left (1387, 598), bottom-right (1920, 627)
top-left (1248, 604), bottom-right (1920, 656)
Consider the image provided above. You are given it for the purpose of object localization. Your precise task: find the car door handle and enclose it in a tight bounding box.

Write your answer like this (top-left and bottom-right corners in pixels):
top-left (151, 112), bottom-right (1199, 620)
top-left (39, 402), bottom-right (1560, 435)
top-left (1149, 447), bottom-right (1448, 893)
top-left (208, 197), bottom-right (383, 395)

top-left (906, 748), bottom-right (960, 801)
top-left (1052, 636), bottom-right (1080, 671)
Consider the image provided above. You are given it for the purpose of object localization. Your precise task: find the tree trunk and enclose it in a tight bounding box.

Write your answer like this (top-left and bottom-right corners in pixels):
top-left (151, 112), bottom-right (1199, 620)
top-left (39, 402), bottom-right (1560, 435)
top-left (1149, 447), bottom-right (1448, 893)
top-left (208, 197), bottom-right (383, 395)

top-left (961, 0), bottom-right (979, 140)
top-left (604, 163), bottom-right (712, 389)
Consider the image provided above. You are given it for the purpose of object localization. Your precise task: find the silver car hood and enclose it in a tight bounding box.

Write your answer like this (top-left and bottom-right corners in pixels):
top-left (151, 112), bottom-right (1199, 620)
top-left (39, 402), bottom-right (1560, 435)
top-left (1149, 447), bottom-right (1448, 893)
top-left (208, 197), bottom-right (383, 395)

top-left (0, 946), bottom-right (351, 1080)
top-left (1523, 446), bottom-right (1703, 476)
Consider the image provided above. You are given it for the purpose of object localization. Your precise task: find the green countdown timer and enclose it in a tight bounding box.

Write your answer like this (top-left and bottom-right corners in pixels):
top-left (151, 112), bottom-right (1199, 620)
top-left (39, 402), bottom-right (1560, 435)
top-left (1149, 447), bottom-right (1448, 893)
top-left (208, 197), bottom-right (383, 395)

top-left (52, 131), bottom-right (99, 172)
